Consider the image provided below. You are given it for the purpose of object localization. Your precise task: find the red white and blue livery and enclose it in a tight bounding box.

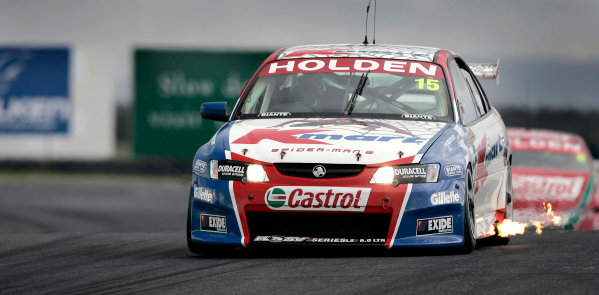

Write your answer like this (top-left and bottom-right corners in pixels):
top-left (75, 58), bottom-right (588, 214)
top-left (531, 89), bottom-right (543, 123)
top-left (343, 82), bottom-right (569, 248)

top-left (187, 44), bottom-right (512, 255)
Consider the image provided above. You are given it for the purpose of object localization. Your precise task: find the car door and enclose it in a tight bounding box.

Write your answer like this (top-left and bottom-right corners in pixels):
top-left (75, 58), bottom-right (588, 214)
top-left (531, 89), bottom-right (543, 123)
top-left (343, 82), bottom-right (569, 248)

top-left (463, 64), bottom-right (506, 214)
top-left (449, 57), bottom-right (504, 226)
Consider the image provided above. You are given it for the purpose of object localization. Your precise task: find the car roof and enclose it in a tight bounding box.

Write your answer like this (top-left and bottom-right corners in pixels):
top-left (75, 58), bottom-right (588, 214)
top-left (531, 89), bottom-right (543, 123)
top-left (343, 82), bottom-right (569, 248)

top-left (275, 44), bottom-right (444, 63)
top-left (507, 127), bottom-right (587, 154)
top-left (507, 127), bottom-right (584, 142)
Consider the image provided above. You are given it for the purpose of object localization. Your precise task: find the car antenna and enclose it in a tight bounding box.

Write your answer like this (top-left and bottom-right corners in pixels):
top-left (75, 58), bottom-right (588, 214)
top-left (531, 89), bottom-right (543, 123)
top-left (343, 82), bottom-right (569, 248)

top-left (363, 0), bottom-right (371, 45)
top-left (372, 0), bottom-right (377, 44)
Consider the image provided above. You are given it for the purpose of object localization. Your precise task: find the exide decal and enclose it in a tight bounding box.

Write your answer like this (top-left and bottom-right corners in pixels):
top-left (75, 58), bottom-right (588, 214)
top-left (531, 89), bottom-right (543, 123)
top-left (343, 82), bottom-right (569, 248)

top-left (416, 216), bottom-right (453, 235)
top-left (265, 186), bottom-right (371, 212)
top-left (260, 58), bottom-right (443, 79)
top-left (200, 214), bottom-right (227, 233)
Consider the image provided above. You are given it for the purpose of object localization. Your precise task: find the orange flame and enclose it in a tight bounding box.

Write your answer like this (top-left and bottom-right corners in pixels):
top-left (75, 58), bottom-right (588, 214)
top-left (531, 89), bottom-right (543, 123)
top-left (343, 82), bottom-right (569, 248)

top-left (533, 221), bottom-right (543, 234)
top-left (487, 223), bottom-right (496, 236)
top-left (495, 202), bottom-right (563, 238)
top-left (496, 219), bottom-right (526, 237)
top-left (552, 215), bottom-right (562, 225)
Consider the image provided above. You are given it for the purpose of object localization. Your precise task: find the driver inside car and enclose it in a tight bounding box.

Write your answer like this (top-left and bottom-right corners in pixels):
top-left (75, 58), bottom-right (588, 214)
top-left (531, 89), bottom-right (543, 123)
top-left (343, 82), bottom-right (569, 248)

top-left (269, 74), bottom-right (327, 112)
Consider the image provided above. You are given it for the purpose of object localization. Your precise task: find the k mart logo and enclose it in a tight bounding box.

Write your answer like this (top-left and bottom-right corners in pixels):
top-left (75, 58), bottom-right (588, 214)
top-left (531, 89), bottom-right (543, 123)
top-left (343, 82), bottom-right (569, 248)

top-left (232, 129), bottom-right (425, 145)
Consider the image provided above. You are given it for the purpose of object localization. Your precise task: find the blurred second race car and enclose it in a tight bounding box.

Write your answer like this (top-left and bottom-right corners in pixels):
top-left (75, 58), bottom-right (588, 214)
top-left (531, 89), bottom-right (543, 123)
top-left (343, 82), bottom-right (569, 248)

top-left (509, 128), bottom-right (599, 230)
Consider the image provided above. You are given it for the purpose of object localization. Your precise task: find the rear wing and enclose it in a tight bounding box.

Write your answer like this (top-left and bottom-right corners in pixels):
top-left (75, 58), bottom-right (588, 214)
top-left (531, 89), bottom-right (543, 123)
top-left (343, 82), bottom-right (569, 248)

top-left (468, 63), bottom-right (499, 80)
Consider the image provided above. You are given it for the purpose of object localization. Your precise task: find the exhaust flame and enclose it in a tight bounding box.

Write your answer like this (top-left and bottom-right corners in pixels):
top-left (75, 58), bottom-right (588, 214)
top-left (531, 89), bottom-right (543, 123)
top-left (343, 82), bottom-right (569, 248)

top-left (487, 223), bottom-right (496, 236)
top-left (495, 202), bottom-right (563, 237)
top-left (497, 219), bottom-right (526, 237)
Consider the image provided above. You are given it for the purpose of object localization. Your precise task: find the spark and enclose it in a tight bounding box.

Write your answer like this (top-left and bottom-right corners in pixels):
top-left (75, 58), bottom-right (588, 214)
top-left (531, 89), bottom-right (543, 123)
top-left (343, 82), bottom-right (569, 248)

top-left (494, 202), bottom-right (563, 237)
top-left (552, 215), bottom-right (562, 225)
top-left (544, 202), bottom-right (562, 226)
top-left (533, 221), bottom-right (543, 235)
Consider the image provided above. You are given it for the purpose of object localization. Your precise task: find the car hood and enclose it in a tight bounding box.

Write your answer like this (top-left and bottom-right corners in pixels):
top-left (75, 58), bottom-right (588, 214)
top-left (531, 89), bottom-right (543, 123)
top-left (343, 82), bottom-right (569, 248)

top-left (512, 166), bottom-right (592, 212)
top-left (225, 118), bottom-right (449, 165)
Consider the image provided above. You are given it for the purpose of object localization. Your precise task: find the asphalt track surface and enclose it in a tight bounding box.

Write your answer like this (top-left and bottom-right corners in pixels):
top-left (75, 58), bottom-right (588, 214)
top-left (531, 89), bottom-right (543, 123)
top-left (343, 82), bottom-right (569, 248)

top-left (1, 173), bottom-right (598, 294)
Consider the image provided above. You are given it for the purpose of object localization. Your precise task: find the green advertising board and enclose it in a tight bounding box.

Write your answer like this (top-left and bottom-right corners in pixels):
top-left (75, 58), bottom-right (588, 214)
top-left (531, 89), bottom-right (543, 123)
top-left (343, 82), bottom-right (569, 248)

top-left (134, 49), bottom-right (272, 159)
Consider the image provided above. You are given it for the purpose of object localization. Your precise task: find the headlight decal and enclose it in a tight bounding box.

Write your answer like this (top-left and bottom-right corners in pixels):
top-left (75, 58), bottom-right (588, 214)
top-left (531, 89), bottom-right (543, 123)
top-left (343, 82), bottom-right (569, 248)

top-left (370, 164), bottom-right (440, 185)
top-left (211, 159), bottom-right (247, 181)
top-left (393, 163), bottom-right (439, 184)
top-left (210, 159), bottom-right (269, 183)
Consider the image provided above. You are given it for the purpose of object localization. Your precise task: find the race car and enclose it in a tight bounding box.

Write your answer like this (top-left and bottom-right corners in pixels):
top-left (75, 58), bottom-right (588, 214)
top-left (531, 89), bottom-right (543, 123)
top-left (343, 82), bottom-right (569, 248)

top-left (188, 44), bottom-right (512, 255)
top-left (509, 128), bottom-right (599, 230)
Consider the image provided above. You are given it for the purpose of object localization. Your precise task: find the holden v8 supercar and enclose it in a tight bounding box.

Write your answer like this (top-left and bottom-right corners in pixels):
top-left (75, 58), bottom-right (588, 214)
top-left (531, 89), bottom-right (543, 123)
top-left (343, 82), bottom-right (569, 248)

top-left (188, 44), bottom-right (512, 255)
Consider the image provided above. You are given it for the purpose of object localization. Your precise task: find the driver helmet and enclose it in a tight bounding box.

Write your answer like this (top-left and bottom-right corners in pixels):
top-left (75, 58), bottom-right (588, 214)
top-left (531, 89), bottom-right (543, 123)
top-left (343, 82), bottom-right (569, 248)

top-left (290, 74), bottom-right (326, 105)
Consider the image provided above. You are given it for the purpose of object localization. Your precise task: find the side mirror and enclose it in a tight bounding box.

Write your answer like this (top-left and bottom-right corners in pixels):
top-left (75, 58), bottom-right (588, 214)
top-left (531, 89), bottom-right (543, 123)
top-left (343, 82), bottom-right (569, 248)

top-left (200, 102), bottom-right (228, 122)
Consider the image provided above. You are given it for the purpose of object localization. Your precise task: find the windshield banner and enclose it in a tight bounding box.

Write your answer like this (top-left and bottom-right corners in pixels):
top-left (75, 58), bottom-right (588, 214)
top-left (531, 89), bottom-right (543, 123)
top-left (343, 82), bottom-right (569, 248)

top-left (260, 58), bottom-right (443, 79)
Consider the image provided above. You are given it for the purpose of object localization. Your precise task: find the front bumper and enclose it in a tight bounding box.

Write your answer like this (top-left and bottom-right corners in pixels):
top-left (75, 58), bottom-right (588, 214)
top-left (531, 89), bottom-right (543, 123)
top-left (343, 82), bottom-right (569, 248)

top-left (189, 165), bottom-right (468, 249)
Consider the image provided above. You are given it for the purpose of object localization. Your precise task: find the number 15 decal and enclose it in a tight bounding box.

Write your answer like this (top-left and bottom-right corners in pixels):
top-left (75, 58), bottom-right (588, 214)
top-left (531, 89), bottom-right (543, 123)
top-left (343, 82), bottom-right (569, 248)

top-left (415, 78), bottom-right (439, 91)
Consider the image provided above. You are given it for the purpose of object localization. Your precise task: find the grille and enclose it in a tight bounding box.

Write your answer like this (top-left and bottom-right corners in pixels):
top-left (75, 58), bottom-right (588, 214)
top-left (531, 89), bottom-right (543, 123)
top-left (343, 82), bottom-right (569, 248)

top-left (247, 212), bottom-right (391, 245)
top-left (274, 163), bottom-right (366, 179)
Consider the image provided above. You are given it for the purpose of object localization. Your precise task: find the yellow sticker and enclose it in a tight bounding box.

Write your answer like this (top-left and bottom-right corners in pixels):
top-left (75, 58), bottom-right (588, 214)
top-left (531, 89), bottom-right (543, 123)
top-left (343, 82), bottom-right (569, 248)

top-left (576, 153), bottom-right (587, 163)
top-left (415, 78), bottom-right (439, 91)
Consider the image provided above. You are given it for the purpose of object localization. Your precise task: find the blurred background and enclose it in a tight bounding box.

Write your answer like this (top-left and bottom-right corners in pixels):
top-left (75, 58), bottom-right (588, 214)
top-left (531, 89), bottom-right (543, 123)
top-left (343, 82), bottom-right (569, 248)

top-left (1, 0), bottom-right (599, 173)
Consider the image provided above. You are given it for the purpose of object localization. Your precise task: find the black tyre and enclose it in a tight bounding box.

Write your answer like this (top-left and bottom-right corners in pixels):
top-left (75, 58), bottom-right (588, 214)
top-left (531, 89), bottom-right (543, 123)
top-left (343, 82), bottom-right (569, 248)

top-left (459, 169), bottom-right (476, 254)
top-left (186, 194), bottom-right (234, 257)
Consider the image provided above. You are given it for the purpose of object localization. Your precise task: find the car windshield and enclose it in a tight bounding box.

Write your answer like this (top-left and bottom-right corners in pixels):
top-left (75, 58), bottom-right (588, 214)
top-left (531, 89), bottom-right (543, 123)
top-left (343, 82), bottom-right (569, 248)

top-left (512, 150), bottom-right (590, 171)
top-left (235, 58), bottom-right (452, 121)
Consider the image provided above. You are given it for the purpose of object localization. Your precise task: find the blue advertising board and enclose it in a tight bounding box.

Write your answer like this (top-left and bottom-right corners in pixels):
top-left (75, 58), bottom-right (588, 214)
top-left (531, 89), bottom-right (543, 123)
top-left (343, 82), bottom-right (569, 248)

top-left (0, 48), bottom-right (70, 133)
